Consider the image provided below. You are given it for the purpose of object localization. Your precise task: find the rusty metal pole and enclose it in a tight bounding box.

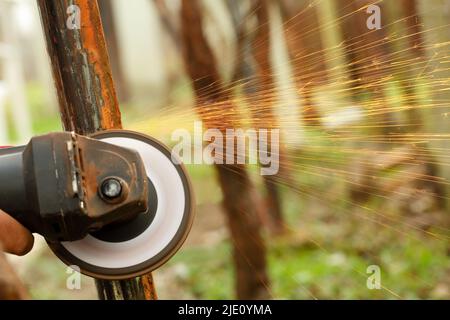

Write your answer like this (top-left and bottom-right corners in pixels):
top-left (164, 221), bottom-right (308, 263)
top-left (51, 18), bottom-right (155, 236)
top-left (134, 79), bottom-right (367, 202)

top-left (36, 0), bottom-right (157, 300)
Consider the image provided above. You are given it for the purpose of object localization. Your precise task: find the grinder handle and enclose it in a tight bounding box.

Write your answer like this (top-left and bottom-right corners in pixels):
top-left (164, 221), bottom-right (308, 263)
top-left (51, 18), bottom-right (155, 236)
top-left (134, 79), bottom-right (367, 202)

top-left (0, 146), bottom-right (29, 228)
top-left (0, 145), bottom-right (24, 155)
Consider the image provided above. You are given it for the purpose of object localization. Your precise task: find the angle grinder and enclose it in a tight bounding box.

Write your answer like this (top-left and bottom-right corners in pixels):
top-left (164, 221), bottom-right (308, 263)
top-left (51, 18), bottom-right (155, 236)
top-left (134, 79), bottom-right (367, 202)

top-left (0, 130), bottom-right (194, 280)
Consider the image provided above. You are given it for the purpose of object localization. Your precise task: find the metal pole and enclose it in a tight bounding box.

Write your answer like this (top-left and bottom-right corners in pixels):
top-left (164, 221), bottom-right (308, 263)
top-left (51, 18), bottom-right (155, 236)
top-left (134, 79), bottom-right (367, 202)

top-left (36, 0), bottom-right (157, 300)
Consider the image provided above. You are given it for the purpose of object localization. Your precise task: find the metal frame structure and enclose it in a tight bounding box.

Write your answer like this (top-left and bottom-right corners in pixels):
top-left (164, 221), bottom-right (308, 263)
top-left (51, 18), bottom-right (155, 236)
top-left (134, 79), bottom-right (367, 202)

top-left (36, 0), bottom-right (157, 300)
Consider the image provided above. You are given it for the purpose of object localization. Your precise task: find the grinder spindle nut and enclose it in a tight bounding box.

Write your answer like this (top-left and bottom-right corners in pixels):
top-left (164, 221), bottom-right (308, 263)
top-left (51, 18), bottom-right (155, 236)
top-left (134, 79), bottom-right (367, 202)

top-left (101, 178), bottom-right (123, 199)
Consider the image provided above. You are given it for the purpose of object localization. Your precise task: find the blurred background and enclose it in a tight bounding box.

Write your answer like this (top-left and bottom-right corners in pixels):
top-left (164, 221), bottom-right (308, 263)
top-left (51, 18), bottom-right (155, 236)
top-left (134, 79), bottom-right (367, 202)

top-left (1, 0), bottom-right (449, 299)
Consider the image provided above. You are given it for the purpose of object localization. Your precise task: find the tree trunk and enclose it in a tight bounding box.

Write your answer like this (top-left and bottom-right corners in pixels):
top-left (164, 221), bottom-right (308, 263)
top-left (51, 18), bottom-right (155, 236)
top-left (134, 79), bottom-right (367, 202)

top-left (280, 0), bottom-right (327, 127)
top-left (400, 0), bottom-right (426, 59)
top-left (226, 0), bottom-right (285, 234)
top-left (180, 0), bottom-right (270, 299)
top-left (98, 0), bottom-right (130, 102)
top-left (395, 0), bottom-right (447, 208)
top-left (252, 0), bottom-right (284, 234)
top-left (153, 0), bottom-right (181, 50)
top-left (340, 0), bottom-right (393, 128)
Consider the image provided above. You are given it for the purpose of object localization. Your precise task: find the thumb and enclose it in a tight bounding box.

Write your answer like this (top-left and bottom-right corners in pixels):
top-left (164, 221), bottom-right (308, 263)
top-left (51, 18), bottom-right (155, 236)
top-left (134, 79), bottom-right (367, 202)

top-left (0, 210), bottom-right (34, 256)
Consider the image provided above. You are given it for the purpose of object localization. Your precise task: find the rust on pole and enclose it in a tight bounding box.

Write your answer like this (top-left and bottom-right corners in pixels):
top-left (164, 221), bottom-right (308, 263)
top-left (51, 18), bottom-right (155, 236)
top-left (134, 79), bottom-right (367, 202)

top-left (37, 0), bottom-right (121, 134)
top-left (36, 0), bottom-right (157, 300)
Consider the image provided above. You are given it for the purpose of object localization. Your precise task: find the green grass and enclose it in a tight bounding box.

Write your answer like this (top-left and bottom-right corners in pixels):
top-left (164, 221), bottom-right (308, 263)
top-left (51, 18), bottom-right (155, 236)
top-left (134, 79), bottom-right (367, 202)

top-left (162, 231), bottom-right (449, 299)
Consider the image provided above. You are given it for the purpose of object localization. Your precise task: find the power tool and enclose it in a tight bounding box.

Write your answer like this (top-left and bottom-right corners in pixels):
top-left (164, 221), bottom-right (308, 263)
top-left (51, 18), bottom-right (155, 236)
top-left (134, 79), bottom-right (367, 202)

top-left (0, 130), bottom-right (194, 280)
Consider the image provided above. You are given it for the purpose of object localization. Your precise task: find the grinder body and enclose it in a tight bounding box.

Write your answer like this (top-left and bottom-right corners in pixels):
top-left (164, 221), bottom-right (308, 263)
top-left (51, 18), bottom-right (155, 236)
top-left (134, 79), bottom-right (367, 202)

top-left (0, 146), bottom-right (27, 224)
top-left (0, 130), bottom-right (194, 280)
top-left (0, 132), bottom-right (149, 242)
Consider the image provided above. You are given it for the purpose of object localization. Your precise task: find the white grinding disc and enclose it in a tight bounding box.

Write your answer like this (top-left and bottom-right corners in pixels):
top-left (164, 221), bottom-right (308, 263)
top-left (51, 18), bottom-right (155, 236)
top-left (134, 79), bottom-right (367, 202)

top-left (48, 131), bottom-right (194, 280)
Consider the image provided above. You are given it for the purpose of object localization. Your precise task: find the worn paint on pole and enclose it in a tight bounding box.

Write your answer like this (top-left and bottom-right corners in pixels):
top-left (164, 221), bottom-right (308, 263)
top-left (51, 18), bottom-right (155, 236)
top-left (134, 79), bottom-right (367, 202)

top-left (37, 0), bottom-right (121, 134)
top-left (36, 0), bottom-right (157, 300)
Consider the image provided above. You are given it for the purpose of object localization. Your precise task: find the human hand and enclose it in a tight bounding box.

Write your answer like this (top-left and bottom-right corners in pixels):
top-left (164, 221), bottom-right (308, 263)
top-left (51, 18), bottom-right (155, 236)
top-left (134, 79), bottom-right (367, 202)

top-left (0, 210), bottom-right (34, 255)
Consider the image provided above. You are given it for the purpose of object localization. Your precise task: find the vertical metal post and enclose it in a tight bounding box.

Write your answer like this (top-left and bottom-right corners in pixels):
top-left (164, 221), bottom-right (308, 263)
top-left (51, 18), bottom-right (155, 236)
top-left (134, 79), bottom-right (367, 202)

top-left (36, 0), bottom-right (157, 300)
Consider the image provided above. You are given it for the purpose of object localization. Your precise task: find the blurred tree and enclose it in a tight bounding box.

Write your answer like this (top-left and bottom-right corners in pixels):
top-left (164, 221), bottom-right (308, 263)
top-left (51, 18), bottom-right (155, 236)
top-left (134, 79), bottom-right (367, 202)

top-left (98, 0), bottom-right (130, 102)
top-left (153, 0), bottom-right (181, 50)
top-left (250, 0), bottom-right (285, 234)
top-left (152, 0), bottom-right (186, 97)
top-left (338, 0), bottom-right (396, 202)
top-left (226, 0), bottom-right (285, 234)
top-left (401, 0), bottom-right (449, 209)
top-left (280, 0), bottom-right (326, 127)
top-left (400, 0), bottom-right (426, 59)
top-left (393, 0), bottom-right (446, 208)
top-left (340, 0), bottom-right (395, 135)
top-left (338, 0), bottom-right (447, 211)
top-left (383, 0), bottom-right (424, 132)
top-left (180, 0), bottom-right (270, 299)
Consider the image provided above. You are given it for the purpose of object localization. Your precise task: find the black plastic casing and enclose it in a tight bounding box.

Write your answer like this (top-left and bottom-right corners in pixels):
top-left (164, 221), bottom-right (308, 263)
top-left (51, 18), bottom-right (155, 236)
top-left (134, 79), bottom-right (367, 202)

top-left (0, 132), bottom-right (148, 242)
